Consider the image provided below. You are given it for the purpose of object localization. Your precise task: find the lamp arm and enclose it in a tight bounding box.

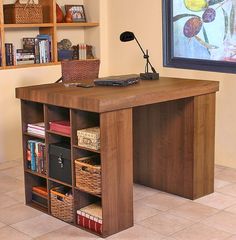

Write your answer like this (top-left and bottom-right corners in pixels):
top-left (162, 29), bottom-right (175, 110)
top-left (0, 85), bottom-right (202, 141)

top-left (134, 36), bottom-right (146, 56)
top-left (134, 37), bottom-right (157, 74)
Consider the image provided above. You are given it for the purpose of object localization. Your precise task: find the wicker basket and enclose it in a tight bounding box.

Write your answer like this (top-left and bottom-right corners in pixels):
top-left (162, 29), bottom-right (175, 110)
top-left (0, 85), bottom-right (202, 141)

top-left (50, 186), bottom-right (73, 223)
top-left (61, 59), bottom-right (100, 83)
top-left (75, 156), bottom-right (101, 195)
top-left (4, 0), bottom-right (43, 24)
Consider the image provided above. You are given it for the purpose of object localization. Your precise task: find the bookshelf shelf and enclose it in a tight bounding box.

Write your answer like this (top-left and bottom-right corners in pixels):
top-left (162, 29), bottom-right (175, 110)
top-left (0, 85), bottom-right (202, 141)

top-left (27, 202), bottom-right (48, 213)
top-left (23, 131), bottom-right (45, 139)
top-left (4, 62), bottom-right (59, 69)
top-left (25, 169), bottom-right (47, 178)
top-left (0, 0), bottom-right (100, 69)
top-left (74, 187), bottom-right (101, 198)
top-left (73, 144), bottom-right (100, 154)
top-left (4, 23), bottom-right (54, 29)
top-left (48, 177), bottom-right (72, 188)
top-left (47, 130), bottom-right (71, 138)
top-left (56, 22), bottom-right (99, 28)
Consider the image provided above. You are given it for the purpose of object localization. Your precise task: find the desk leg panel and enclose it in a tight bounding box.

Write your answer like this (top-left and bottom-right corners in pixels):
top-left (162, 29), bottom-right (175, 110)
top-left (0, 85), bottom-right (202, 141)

top-left (193, 93), bottom-right (215, 199)
top-left (100, 108), bottom-right (133, 237)
top-left (133, 98), bottom-right (195, 199)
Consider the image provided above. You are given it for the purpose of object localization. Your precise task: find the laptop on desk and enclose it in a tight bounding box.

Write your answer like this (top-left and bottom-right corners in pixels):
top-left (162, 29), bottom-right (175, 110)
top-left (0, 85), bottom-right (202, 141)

top-left (94, 74), bottom-right (140, 87)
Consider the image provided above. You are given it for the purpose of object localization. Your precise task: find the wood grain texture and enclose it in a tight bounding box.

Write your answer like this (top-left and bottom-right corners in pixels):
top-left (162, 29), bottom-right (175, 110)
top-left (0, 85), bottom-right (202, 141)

top-left (133, 98), bottom-right (195, 199)
top-left (16, 78), bottom-right (219, 113)
top-left (100, 108), bottom-right (133, 237)
top-left (133, 94), bottom-right (216, 200)
top-left (193, 93), bottom-right (216, 199)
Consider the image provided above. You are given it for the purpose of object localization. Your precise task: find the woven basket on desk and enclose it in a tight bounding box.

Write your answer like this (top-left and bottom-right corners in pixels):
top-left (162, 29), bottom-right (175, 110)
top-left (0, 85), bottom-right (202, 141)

top-left (50, 186), bottom-right (73, 223)
top-left (75, 156), bottom-right (101, 195)
top-left (61, 59), bottom-right (100, 83)
top-left (4, 0), bottom-right (43, 24)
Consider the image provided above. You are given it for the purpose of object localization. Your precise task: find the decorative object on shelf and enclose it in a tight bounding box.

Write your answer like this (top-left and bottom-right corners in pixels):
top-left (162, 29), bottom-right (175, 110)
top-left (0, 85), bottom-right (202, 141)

top-left (56, 3), bottom-right (64, 23)
top-left (50, 186), bottom-right (73, 223)
top-left (163, 0), bottom-right (236, 74)
top-left (77, 202), bottom-right (102, 234)
top-left (57, 39), bottom-right (74, 61)
top-left (120, 31), bottom-right (159, 80)
top-left (75, 155), bottom-right (101, 195)
top-left (60, 59), bottom-right (100, 83)
top-left (4, 0), bottom-right (43, 24)
top-left (64, 10), bottom-right (73, 23)
top-left (65, 5), bottom-right (86, 22)
top-left (77, 127), bottom-right (100, 151)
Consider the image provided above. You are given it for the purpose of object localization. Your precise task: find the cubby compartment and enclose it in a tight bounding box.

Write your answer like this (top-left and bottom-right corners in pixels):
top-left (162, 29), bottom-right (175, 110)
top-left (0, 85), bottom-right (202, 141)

top-left (25, 173), bottom-right (48, 212)
top-left (74, 189), bottom-right (102, 235)
top-left (49, 181), bottom-right (73, 223)
top-left (71, 109), bottom-right (99, 151)
top-left (24, 136), bottom-right (46, 175)
top-left (49, 142), bottom-right (72, 185)
top-left (46, 105), bottom-right (71, 137)
top-left (21, 101), bottom-right (44, 134)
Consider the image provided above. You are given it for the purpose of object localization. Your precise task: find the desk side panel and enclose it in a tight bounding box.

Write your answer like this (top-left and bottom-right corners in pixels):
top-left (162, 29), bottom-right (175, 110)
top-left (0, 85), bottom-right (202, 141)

top-left (100, 108), bottom-right (133, 237)
top-left (193, 93), bottom-right (215, 199)
top-left (133, 98), bottom-right (194, 199)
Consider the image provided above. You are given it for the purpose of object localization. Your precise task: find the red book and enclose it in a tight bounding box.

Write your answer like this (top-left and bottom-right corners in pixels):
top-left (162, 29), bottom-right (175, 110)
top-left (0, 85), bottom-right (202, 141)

top-left (49, 121), bottom-right (71, 135)
top-left (77, 202), bottom-right (102, 234)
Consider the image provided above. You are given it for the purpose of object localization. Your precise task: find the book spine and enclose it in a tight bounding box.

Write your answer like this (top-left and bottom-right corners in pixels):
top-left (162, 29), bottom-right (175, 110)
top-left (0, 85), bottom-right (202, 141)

top-left (35, 39), bottom-right (40, 64)
top-left (78, 213), bottom-right (102, 234)
top-left (29, 140), bottom-right (36, 171)
top-left (27, 141), bottom-right (31, 169)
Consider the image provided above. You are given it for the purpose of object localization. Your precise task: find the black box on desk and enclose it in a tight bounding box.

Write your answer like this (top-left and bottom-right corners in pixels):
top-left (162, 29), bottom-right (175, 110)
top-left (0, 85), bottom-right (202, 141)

top-left (49, 143), bottom-right (72, 185)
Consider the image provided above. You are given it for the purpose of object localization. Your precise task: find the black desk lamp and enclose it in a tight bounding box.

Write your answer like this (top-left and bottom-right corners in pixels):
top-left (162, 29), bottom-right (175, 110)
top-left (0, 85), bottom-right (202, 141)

top-left (120, 31), bottom-right (159, 80)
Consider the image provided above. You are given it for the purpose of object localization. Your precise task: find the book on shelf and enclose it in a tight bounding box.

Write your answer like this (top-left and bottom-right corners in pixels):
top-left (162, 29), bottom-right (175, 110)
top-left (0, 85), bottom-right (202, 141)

top-left (5, 35), bottom-right (52, 67)
top-left (73, 44), bottom-right (92, 60)
top-left (32, 186), bottom-right (48, 198)
top-left (27, 140), bottom-right (46, 174)
top-left (77, 202), bottom-right (102, 234)
top-left (49, 120), bottom-right (71, 135)
top-left (5, 43), bottom-right (14, 66)
top-left (27, 122), bottom-right (45, 136)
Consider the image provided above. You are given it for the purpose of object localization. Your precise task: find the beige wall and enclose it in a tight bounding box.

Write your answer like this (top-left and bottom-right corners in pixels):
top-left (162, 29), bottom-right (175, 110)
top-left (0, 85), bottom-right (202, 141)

top-left (1, 0), bottom-right (236, 169)
top-left (0, 66), bottom-right (61, 162)
top-left (106, 0), bottom-right (236, 168)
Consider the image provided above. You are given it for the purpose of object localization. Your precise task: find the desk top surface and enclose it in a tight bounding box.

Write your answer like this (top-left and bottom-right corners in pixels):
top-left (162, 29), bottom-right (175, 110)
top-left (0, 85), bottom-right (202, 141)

top-left (16, 77), bottom-right (219, 113)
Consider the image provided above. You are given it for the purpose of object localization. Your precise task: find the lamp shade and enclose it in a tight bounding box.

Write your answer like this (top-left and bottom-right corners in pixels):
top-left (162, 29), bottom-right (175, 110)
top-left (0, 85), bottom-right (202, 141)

top-left (120, 31), bottom-right (135, 42)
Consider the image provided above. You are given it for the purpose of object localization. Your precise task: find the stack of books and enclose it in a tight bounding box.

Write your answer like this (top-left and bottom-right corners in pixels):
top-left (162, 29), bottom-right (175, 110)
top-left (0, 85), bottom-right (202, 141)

top-left (27, 122), bottom-right (45, 137)
top-left (72, 44), bottom-right (92, 60)
top-left (5, 34), bottom-right (52, 66)
top-left (27, 140), bottom-right (46, 174)
top-left (77, 202), bottom-right (102, 234)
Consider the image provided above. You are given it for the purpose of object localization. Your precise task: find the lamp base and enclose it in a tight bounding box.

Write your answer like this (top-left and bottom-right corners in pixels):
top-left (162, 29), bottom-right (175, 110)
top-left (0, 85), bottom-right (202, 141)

top-left (140, 72), bottom-right (159, 80)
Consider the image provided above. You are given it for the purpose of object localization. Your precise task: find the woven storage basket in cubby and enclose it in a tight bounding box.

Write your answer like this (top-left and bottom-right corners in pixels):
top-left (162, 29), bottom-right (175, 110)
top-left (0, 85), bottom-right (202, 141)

top-left (75, 156), bottom-right (101, 195)
top-left (50, 186), bottom-right (73, 223)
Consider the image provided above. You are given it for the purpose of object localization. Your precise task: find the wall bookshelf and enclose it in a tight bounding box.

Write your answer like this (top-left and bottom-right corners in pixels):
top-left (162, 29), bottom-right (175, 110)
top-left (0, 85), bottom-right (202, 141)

top-left (0, 0), bottom-right (99, 69)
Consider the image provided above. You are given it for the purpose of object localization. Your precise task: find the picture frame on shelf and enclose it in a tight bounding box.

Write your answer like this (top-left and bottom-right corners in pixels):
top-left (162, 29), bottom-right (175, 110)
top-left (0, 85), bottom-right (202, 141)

top-left (65, 5), bottom-right (86, 22)
top-left (162, 0), bottom-right (236, 74)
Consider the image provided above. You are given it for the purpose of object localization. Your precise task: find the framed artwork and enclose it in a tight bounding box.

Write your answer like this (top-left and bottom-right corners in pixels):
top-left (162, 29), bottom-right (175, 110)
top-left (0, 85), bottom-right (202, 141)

top-left (163, 0), bottom-right (236, 73)
top-left (65, 5), bottom-right (86, 22)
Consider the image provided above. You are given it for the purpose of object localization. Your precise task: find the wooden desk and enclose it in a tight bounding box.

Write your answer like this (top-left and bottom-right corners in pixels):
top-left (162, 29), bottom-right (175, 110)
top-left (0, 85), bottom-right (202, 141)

top-left (16, 77), bottom-right (219, 237)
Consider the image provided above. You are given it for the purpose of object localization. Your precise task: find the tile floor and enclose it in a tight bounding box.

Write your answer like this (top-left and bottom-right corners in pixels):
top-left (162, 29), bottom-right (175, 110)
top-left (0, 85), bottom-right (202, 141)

top-left (1, 161), bottom-right (236, 239)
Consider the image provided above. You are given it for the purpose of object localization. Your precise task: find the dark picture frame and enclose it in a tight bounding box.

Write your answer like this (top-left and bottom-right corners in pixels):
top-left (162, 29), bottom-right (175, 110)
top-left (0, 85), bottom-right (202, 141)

top-left (162, 0), bottom-right (236, 74)
top-left (65, 5), bottom-right (86, 22)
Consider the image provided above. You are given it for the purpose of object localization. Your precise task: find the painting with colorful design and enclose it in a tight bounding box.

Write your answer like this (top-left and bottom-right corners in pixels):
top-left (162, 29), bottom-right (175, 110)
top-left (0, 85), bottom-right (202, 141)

top-left (163, 0), bottom-right (236, 73)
